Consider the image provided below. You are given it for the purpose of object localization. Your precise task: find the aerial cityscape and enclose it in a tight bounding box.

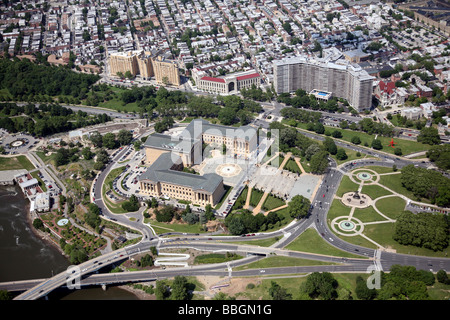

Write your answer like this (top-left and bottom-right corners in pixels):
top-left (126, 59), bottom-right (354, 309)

top-left (0, 0), bottom-right (449, 305)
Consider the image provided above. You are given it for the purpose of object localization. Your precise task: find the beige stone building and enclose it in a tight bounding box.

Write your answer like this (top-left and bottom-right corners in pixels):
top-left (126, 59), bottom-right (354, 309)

top-left (138, 119), bottom-right (257, 206)
top-left (139, 152), bottom-right (225, 207)
top-left (109, 50), bottom-right (140, 76)
top-left (137, 52), bottom-right (154, 80)
top-left (108, 50), bottom-right (180, 85)
top-left (152, 56), bottom-right (180, 86)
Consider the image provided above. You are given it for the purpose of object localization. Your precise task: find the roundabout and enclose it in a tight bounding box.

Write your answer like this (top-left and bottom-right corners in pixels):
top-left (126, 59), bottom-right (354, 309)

top-left (331, 216), bottom-right (364, 236)
top-left (341, 191), bottom-right (371, 208)
top-left (349, 168), bottom-right (379, 184)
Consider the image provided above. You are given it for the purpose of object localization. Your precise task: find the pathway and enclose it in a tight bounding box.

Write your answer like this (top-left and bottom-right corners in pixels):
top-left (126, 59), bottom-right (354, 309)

top-left (252, 191), bottom-right (270, 215)
top-left (243, 186), bottom-right (253, 210)
top-left (294, 157), bottom-right (306, 174)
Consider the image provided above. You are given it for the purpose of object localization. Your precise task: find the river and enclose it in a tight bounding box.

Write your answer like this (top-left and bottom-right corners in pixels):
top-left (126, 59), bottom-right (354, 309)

top-left (0, 184), bottom-right (139, 300)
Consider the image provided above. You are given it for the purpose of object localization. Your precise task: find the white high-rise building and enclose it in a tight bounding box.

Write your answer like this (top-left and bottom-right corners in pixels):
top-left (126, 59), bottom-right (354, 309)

top-left (273, 55), bottom-right (374, 112)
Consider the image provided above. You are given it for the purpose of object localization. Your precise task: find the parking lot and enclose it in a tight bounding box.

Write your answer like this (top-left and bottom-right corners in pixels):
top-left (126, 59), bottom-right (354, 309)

top-left (0, 131), bottom-right (38, 154)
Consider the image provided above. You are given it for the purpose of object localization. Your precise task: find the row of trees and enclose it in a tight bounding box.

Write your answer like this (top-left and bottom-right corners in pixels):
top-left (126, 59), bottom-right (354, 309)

top-left (0, 103), bottom-right (111, 137)
top-left (225, 209), bottom-right (285, 235)
top-left (393, 211), bottom-right (449, 251)
top-left (0, 57), bottom-right (99, 100)
top-left (89, 129), bottom-right (133, 149)
top-left (269, 121), bottom-right (330, 174)
top-left (400, 164), bottom-right (450, 207)
top-left (426, 144), bottom-right (450, 171)
top-left (276, 90), bottom-right (341, 113)
top-left (267, 265), bottom-right (447, 301)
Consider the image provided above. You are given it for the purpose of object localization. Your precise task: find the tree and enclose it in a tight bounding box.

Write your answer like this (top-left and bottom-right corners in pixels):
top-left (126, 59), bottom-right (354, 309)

top-left (355, 276), bottom-right (377, 300)
top-left (351, 136), bottom-right (361, 145)
top-left (393, 211), bottom-right (448, 251)
top-left (81, 147), bottom-right (93, 160)
top-left (89, 131), bottom-right (103, 147)
top-left (205, 204), bottom-right (214, 221)
top-left (417, 127), bottom-right (440, 145)
top-left (85, 203), bottom-right (101, 229)
top-left (288, 195), bottom-right (311, 218)
top-left (310, 150), bottom-right (329, 174)
top-left (335, 148), bottom-right (348, 160)
top-left (313, 122), bottom-right (325, 134)
top-left (323, 137), bottom-right (337, 155)
top-left (305, 143), bottom-right (321, 161)
top-left (117, 129), bottom-right (133, 146)
top-left (371, 139), bottom-right (382, 150)
top-left (183, 211), bottom-right (199, 225)
top-left (32, 218), bottom-right (45, 231)
top-left (331, 130), bottom-right (342, 138)
top-left (122, 194), bottom-right (140, 212)
top-left (426, 144), bottom-right (450, 170)
top-left (155, 280), bottom-right (170, 300)
top-left (218, 107), bottom-right (236, 125)
top-left (437, 269), bottom-right (450, 285)
top-left (226, 215), bottom-right (245, 235)
top-left (171, 275), bottom-right (189, 300)
top-left (102, 132), bottom-right (116, 149)
top-left (300, 272), bottom-right (338, 300)
top-left (269, 281), bottom-right (292, 300)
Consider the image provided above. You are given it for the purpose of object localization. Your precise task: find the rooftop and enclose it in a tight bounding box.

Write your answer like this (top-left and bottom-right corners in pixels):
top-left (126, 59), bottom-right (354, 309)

top-left (139, 152), bottom-right (222, 193)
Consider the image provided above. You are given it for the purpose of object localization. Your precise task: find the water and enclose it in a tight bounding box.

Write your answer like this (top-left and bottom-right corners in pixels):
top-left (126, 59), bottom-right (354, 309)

top-left (0, 185), bottom-right (138, 299)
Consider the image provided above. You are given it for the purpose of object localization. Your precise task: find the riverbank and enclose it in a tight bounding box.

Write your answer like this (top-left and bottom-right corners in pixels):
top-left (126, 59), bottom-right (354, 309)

top-left (24, 195), bottom-right (69, 260)
top-left (117, 284), bottom-right (156, 300)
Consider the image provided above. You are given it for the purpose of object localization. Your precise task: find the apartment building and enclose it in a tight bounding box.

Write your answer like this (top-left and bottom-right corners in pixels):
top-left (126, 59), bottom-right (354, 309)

top-left (109, 50), bottom-right (140, 76)
top-left (152, 55), bottom-right (181, 86)
top-left (273, 55), bottom-right (374, 111)
top-left (109, 50), bottom-right (180, 85)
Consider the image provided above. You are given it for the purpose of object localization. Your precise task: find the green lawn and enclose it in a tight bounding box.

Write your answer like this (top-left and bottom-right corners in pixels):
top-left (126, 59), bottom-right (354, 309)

top-left (0, 155), bottom-right (35, 171)
top-left (102, 166), bottom-right (128, 214)
top-left (249, 188), bottom-right (265, 207)
top-left (262, 194), bottom-right (286, 211)
top-left (336, 176), bottom-right (360, 197)
top-left (285, 228), bottom-right (365, 259)
top-left (378, 173), bottom-right (429, 203)
top-left (374, 196), bottom-right (407, 220)
top-left (234, 272), bottom-right (375, 300)
top-left (361, 184), bottom-right (393, 199)
top-left (362, 166), bottom-right (397, 174)
top-left (284, 158), bottom-right (302, 174)
top-left (194, 253), bottom-right (243, 264)
top-left (296, 123), bottom-right (431, 156)
top-left (145, 217), bottom-right (207, 234)
top-left (234, 256), bottom-right (339, 272)
top-left (352, 206), bottom-right (387, 223)
top-left (327, 199), bottom-right (352, 221)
